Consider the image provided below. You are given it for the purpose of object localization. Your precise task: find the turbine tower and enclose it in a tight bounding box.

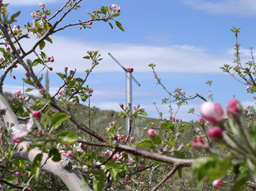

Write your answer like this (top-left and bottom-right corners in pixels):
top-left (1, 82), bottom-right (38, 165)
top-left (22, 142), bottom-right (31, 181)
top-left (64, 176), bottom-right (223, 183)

top-left (108, 53), bottom-right (141, 134)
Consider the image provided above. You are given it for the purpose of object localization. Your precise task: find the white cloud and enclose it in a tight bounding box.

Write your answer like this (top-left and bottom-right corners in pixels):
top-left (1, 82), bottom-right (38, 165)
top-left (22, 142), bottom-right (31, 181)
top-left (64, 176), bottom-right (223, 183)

top-left (181, 0), bottom-right (256, 17)
top-left (5, 0), bottom-right (58, 6)
top-left (17, 35), bottom-right (234, 74)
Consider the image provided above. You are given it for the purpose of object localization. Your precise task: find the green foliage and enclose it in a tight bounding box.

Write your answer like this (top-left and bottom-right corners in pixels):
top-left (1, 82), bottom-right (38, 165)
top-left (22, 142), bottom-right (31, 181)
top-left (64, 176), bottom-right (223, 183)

top-left (56, 131), bottom-right (77, 144)
top-left (32, 154), bottom-right (43, 181)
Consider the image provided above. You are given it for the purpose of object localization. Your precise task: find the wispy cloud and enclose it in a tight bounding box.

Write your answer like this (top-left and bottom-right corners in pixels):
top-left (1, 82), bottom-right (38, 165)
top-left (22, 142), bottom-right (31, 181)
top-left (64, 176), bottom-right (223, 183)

top-left (181, 0), bottom-right (256, 17)
top-left (18, 35), bottom-right (234, 74)
top-left (5, 0), bottom-right (58, 6)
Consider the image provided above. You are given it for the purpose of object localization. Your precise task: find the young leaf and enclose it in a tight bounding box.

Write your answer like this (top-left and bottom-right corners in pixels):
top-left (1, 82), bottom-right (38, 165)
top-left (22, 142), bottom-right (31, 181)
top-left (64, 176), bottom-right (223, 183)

top-left (39, 41), bottom-right (45, 50)
top-left (56, 131), bottom-right (77, 144)
top-left (136, 139), bottom-right (154, 147)
top-left (115, 21), bottom-right (125, 32)
top-left (32, 153), bottom-right (43, 181)
top-left (48, 148), bottom-right (61, 162)
top-left (51, 113), bottom-right (70, 130)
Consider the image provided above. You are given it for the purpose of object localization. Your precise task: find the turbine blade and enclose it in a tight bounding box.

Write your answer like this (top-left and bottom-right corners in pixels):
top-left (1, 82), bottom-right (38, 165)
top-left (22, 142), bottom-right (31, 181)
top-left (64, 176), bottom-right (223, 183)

top-left (132, 75), bottom-right (141, 87)
top-left (108, 53), bottom-right (126, 72)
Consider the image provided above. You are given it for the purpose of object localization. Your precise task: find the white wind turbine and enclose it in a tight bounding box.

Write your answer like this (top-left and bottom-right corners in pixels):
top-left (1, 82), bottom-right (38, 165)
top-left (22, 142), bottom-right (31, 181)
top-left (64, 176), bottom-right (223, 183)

top-left (108, 53), bottom-right (141, 134)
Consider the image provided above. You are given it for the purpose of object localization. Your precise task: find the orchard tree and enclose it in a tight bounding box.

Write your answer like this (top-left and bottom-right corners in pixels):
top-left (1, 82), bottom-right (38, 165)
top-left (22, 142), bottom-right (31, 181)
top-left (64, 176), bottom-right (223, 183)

top-left (0, 0), bottom-right (256, 190)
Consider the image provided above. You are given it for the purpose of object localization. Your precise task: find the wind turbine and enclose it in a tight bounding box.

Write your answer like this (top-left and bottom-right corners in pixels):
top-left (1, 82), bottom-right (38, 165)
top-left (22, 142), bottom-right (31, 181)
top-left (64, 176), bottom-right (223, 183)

top-left (108, 53), bottom-right (141, 134)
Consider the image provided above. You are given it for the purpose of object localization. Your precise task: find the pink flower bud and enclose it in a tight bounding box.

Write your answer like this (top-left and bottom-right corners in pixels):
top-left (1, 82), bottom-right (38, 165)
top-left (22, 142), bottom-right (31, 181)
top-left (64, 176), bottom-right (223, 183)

top-left (122, 180), bottom-right (125, 184)
top-left (119, 103), bottom-right (124, 108)
top-left (113, 155), bottom-right (117, 160)
top-left (66, 150), bottom-right (73, 158)
top-left (15, 171), bottom-right (21, 177)
top-left (147, 129), bottom-right (156, 136)
top-left (200, 102), bottom-right (224, 124)
top-left (227, 98), bottom-right (242, 117)
top-left (197, 118), bottom-right (204, 124)
top-left (42, 14), bottom-right (46, 19)
top-left (31, 11), bottom-right (37, 18)
top-left (130, 137), bottom-right (135, 141)
top-left (39, 3), bottom-right (45, 8)
top-left (104, 151), bottom-right (109, 156)
top-left (191, 137), bottom-right (205, 150)
top-left (89, 88), bottom-right (93, 93)
top-left (12, 136), bottom-right (22, 143)
top-left (24, 172), bottom-right (29, 176)
top-left (39, 88), bottom-right (44, 93)
top-left (208, 127), bottom-right (223, 140)
top-left (48, 56), bottom-right (54, 62)
top-left (32, 111), bottom-right (41, 120)
top-left (163, 133), bottom-right (166, 137)
top-left (212, 179), bottom-right (223, 189)
top-left (37, 130), bottom-right (43, 136)
top-left (15, 90), bottom-right (21, 95)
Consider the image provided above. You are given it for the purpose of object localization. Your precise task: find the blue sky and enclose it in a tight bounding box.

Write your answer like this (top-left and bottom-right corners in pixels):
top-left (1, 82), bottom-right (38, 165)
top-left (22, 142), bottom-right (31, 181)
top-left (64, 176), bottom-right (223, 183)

top-left (3, 0), bottom-right (256, 121)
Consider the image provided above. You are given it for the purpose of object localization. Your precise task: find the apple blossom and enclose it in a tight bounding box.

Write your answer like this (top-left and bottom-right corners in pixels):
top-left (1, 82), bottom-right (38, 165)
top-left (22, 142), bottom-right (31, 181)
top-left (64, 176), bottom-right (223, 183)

top-left (48, 56), bottom-right (54, 62)
top-left (15, 171), bottom-right (21, 177)
top-left (197, 118), bottom-right (204, 124)
top-left (15, 90), bottom-right (21, 96)
top-left (200, 102), bottom-right (224, 125)
top-left (130, 137), bottom-right (135, 141)
top-left (129, 158), bottom-right (134, 163)
top-left (111, 4), bottom-right (120, 12)
top-left (113, 155), bottom-right (117, 160)
top-left (212, 179), bottom-right (223, 189)
top-left (208, 127), bottom-right (223, 140)
top-left (226, 98), bottom-right (242, 117)
top-left (42, 14), bottom-right (47, 19)
top-left (66, 150), bottom-right (73, 158)
top-left (31, 11), bottom-right (37, 18)
top-left (39, 3), bottom-right (45, 8)
top-left (32, 110), bottom-right (41, 120)
top-left (191, 137), bottom-right (205, 150)
top-left (37, 130), bottom-right (43, 136)
top-left (13, 117), bottom-right (34, 138)
top-left (148, 129), bottom-right (156, 136)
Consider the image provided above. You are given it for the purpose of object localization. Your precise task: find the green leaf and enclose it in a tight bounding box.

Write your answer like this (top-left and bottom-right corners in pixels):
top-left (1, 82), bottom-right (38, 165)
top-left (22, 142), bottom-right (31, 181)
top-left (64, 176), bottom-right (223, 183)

top-left (192, 156), bottom-right (231, 183)
top-left (231, 174), bottom-right (250, 191)
top-left (115, 21), bottom-right (125, 32)
top-left (80, 94), bottom-right (89, 102)
top-left (32, 153), bottom-right (43, 181)
top-left (48, 148), bottom-right (61, 162)
top-left (150, 135), bottom-right (162, 144)
top-left (25, 88), bottom-right (34, 92)
top-left (161, 121), bottom-right (175, 130)
top-left (136, 139), bottom-right (154, 147)
top-left (45, 37), bottom-right (53, 43)
top-left (39, 41), bottom-right (45, 50)
top-left (56, 72), bottom-right (66, 80)
top-left (22, 78), bottom-right (35, 86)
top-left (136, 109), bottom-right (147, 116)
top-left (56, 131), bottom-right (77, 144)
top-left (9, 11), bottom-right (21, 24)
top-left (105, 159), bottom-right (117, 168)
top-left (166, 141), bottom-right (175, 147)
top-left (108, 22), bottom-right (113, 29)
top-left (93, 169), bottom-right (106, 191)
top-left (178, 167), bottom-right (182, 178)
top-left (173, 151), bottom-right (185, 159)
top-left (51, 113), bottom-right (70, 130)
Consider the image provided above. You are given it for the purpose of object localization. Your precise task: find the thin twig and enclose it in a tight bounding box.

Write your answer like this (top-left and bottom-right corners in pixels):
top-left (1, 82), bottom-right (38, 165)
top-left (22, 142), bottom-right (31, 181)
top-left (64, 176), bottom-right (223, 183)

top-left (152, 164), bottom-right (180, 191)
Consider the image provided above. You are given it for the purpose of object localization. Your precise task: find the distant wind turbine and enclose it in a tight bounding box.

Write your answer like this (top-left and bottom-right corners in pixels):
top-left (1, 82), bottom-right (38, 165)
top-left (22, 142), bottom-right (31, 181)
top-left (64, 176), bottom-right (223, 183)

top-left (108, 53), bottom-right (141, 134)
